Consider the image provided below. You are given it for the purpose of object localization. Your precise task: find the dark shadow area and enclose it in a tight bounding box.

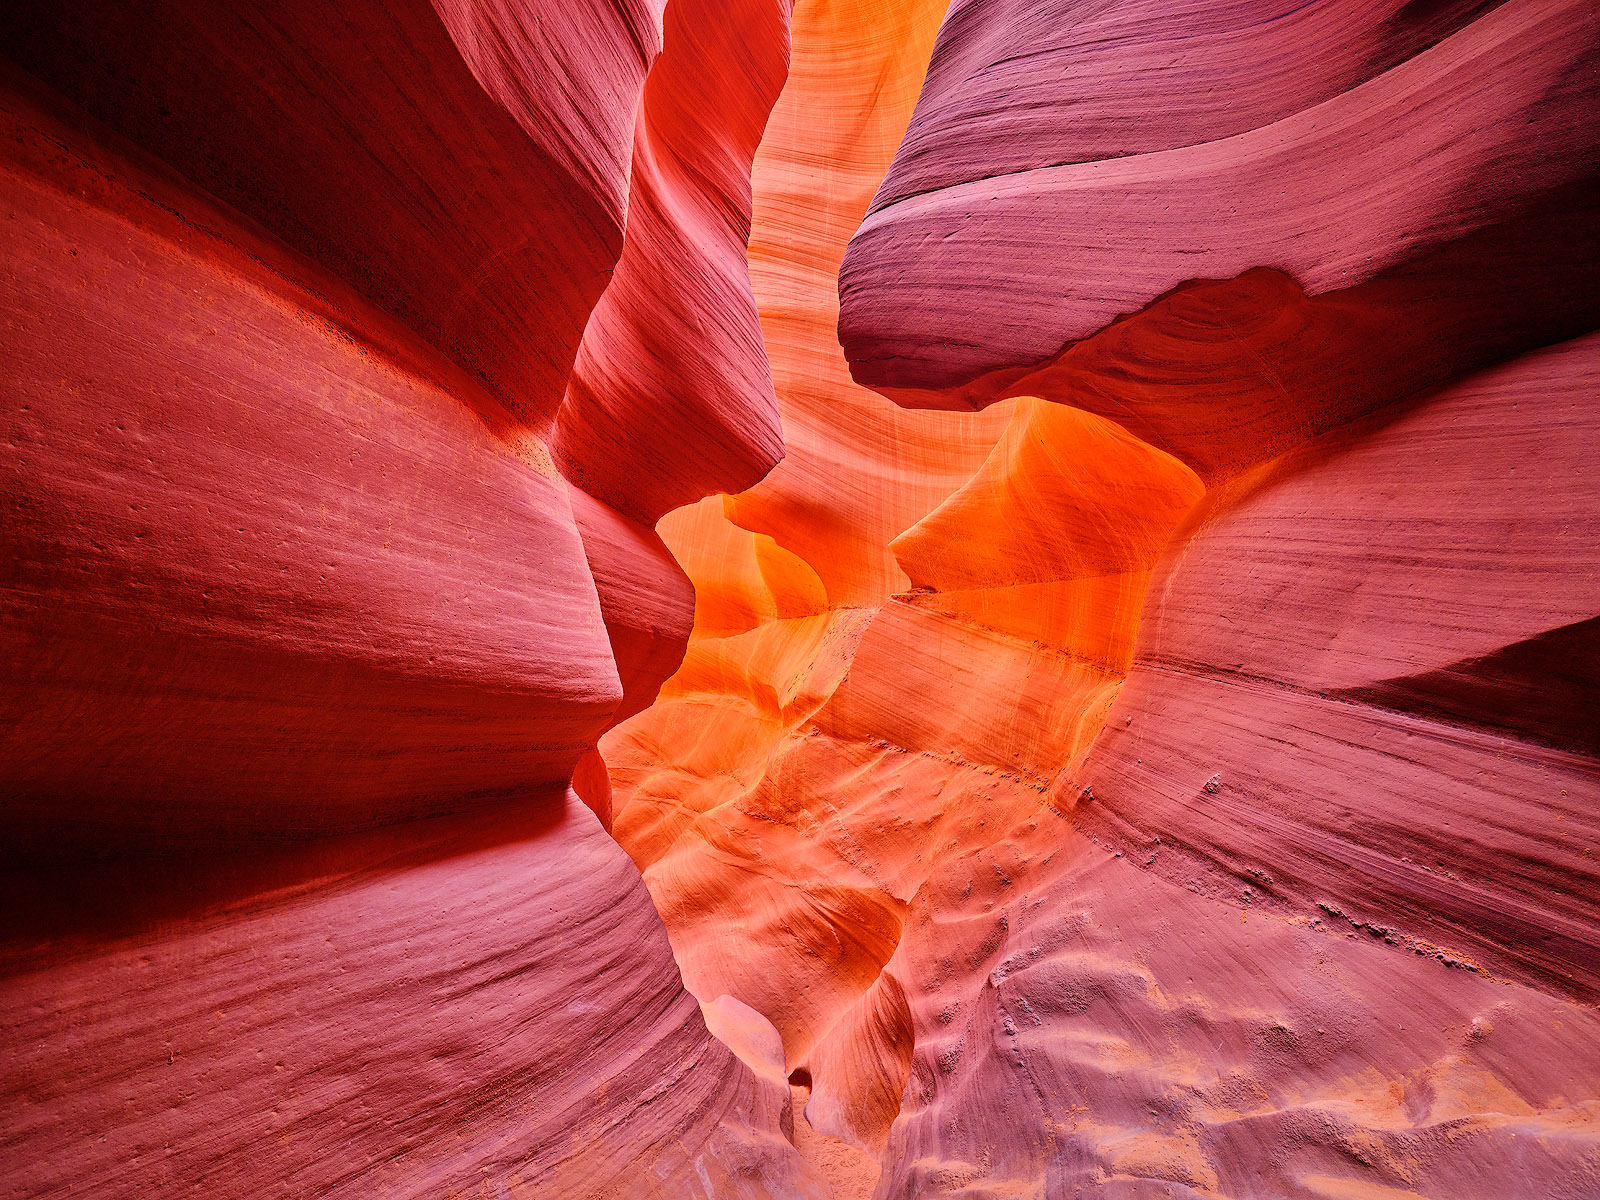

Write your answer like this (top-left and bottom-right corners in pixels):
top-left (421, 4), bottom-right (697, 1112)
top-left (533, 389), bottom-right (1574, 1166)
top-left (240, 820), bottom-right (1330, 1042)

top-left (1334, 616), bottom-right (1600, 759)
top-left (0, 786), bottom-right (572, 971)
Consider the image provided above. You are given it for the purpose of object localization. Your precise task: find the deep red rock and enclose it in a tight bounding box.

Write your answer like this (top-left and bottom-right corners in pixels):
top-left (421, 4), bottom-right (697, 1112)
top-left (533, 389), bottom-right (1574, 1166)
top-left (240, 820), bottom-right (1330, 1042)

top-left (0, 0), bottom-right (664, 421)
top-left (568, 484), bottom-right (696, 728)
top-left (0, 0), bottom-right (820, 1192)
top-left (0, 74), bottom-right (620, 842)
top-left (5, 0), bottom-right (1599, 1194)
top-left (0, 794), bottom-right (819, 1199)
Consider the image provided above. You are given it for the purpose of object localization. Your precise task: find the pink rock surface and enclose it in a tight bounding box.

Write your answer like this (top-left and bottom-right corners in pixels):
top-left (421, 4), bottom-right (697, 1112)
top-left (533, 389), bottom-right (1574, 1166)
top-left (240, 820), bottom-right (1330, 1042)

top-left (0, 74), bottom-right (619, 840)
top-left (807, 0), bottom-right (1600, 1194)
top-left (874, 0), bottom-right (1506, 210)
top-left (568, 484), bottom-right (696, 729)
top-left (880, 829), bottom-right (1600, 1199)
top-left (0, 0), bottom-right (818, 1192)
top-left (4, 0), bottom-right (1598, 1194)
top-left (0, 794), bottom-right (819, 1199)
top-left (840, 0), bottom-right (1600, 405)
top-left (1069, 333), bottom-right (1600, 1002)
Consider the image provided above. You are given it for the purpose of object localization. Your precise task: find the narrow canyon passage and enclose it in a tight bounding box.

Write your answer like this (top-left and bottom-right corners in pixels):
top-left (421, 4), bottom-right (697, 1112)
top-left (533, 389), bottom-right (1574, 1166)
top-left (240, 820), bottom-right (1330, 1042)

top-left (1, 1), bottom-right (1597, 1199)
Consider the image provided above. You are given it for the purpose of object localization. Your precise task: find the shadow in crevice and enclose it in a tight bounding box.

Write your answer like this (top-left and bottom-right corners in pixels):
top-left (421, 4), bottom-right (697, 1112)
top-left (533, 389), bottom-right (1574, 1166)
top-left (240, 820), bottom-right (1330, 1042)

top-left (867, 175), bottom-right (1600, 488)
top-left (0, 786), bottom-right (573, 972)
top-left (1333, 616), bottom-right (1600, 759)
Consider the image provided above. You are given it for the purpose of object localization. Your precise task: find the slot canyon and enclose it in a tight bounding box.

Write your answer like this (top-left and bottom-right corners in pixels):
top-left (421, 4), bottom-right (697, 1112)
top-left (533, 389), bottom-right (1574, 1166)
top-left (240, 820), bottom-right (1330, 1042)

top-left (1, 0), bottom-right (1597, 1196)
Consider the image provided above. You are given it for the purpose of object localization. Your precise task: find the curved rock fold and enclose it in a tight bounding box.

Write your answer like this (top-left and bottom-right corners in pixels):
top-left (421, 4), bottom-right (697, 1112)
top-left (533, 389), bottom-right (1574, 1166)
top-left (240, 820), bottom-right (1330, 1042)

top-left (2, 0), bottom-right (1596, 1197)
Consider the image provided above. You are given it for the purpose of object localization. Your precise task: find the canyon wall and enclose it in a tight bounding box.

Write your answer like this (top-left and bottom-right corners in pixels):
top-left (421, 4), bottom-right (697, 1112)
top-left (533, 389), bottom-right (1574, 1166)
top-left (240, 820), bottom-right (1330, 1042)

top-left (605, 0), bottom-right (1600, 1196)
top-left (0, 2), bottom-right (822, 1196)
top-left (2, 0), bottom-right (1596, 1197)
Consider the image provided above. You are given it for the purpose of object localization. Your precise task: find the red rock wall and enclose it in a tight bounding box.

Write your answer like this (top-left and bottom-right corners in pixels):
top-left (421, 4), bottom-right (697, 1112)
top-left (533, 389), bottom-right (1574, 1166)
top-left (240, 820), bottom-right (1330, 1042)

top-left (839, 0), bottom-right (1600, 1194)
top-left (2, 796), bottom-right (811, 1199)
top-left (840, 0), bottom-right (1600, 416)
top-left (4, 0), bottom-right (1597, 1195)
top-left (0, 72), bottom-right (618, 835)
top-left (0, 2), bottom-right (823, 1195)
top-left (0, 0), bottom-right (657, 423)
top-left (555, 0), bottom-right (792, 524)
top-left (601, 0), bottom-right (1208, 1182)
top-left (601, 0), bottom-right (1600, 1196)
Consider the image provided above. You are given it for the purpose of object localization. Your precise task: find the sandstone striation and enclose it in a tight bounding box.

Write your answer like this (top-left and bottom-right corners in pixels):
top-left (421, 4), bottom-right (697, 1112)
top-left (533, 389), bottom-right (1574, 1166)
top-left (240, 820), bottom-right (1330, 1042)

top-left (0, 72), bottom-right (619, 836)
top-left (602, 0), bottom-right (1212, 1174)
top-left (1, 795), bottom-right (816, 1198)
top-left (606, 0), bottom-right (1600, 1196)
top-left (0, 1), bottom-right (821, 1195)
top-left (3, 0), bottom-right (1596, 1196)
top-left (0, 0), bottom-right (661, 423)
top-left (833, 0), bottom-right (1597, 1194)
top-left (554, 0), bottom-right (792, 523)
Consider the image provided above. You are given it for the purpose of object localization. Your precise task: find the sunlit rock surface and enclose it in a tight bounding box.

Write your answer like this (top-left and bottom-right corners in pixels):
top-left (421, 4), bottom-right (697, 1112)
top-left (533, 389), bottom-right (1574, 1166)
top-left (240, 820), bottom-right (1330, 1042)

top-left (607, 0), bottom-right (1600, 1196)
top-left (554, 0), bottom-right (791, 522)
top-left (603, 0), bottom-right (1206, 1175)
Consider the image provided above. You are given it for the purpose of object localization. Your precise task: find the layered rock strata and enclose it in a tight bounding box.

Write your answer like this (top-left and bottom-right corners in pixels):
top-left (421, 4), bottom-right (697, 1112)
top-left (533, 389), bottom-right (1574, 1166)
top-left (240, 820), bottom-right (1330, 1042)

top-left (0, 2), bottom-right (819, 1195)
top-left (605, 0), bottom-right (1600, 1196)
top-left (2, 0), bottom-right (1595, 1196)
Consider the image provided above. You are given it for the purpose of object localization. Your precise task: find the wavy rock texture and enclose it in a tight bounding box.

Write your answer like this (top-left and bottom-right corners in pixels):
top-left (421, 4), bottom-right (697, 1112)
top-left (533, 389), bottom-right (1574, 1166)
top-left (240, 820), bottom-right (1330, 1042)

top-left (602, 0), bottom-right (1203, 1181)
top-left (841, 0), bottom-right (1600, 411)
top-left (813, 0), bottom-right (1592, 1195)
top-left (0, 0), bottom-right (660, 423)
top-left (603, 0), bottom-right (1600, 1197)
top-left (0, 75), bottom-right (617, 838)
top-left (0, 0), bottom-right (819, 1194)
top-left (555, 0), bottom-right (792, 522)
top-left (0, 795), bottom-right (815, 1199)
top-left (5, 0), bottom-right (1597, 1195)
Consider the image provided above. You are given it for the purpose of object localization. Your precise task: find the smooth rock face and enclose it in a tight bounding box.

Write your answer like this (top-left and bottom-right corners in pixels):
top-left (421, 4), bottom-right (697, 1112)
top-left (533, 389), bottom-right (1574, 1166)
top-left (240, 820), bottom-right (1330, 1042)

top-left (0, 0), bottom-right (819, 1194)
top-left (555, 0), bottom-right (792, 523)
top-left (873, 0), bottom-right (1507, 210)
top-left (840, 0), bottom-right (1600, 409)
top-left (0, 0), bottom-right (661, 422)
top-left (0, 795), bottom-right (818, 1200)
top-left (568, 484), bottom-right (696, 731)
top-left (1070, 334), bottom-right (1600, 1003)
top-left (0, 75), bottom-right (619, 840)
top-left (602, 0), bottom-right (1209, 1173)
